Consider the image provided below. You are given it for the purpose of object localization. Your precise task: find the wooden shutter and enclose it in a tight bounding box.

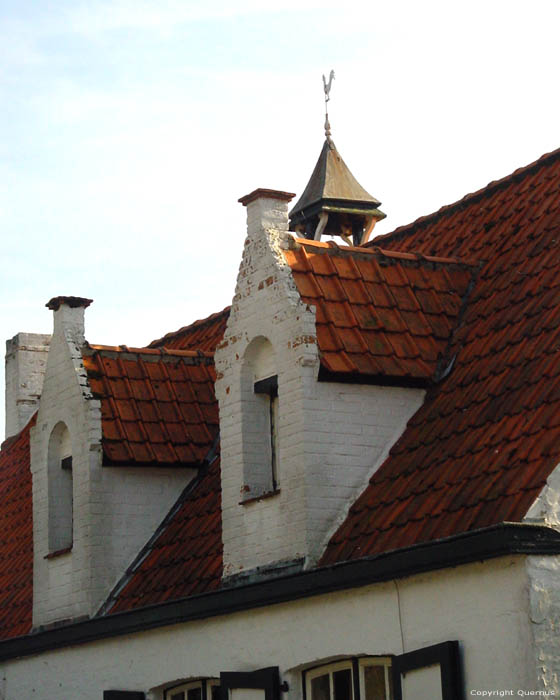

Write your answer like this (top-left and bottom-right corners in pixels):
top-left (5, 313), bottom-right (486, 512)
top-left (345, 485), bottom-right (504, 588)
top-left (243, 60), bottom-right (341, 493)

top-left (391, 641), bottom-right (463, 700)
top-left (220, 667), bottom-right (280, 700)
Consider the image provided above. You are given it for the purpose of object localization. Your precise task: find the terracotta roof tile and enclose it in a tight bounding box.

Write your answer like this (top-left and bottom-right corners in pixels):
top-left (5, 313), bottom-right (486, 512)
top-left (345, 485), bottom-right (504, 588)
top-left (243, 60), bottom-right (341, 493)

top-left (284, 240), bottom-right (475, 383)
top-left (148, 307), bottom-right (230, 352)
top-left (106, 457), bottom-right (222, 613)
top-left (321, 147), bottom-right (560, 565)
top-left (0, 416), bottom-right (35, 639)
top-left (83, 346), bottom-right (218, 467)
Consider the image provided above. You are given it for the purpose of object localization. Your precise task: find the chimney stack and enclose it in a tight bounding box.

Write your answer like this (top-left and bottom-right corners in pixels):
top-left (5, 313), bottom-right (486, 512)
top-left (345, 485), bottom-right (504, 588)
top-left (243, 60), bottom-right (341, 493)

top-left (5, 333), bottom-right (51, 439)
top-left (238, 188), bottom-right (295, 236)
top-left (46, 296), bottom-right (93, 347)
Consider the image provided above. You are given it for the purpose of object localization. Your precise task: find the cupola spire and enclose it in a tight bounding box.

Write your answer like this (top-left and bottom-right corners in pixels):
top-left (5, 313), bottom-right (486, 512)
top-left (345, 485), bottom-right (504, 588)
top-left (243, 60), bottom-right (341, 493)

top-left (323, 69), bottom-right (335, 147)
top-left (289, 72), bottom-right (386, 246)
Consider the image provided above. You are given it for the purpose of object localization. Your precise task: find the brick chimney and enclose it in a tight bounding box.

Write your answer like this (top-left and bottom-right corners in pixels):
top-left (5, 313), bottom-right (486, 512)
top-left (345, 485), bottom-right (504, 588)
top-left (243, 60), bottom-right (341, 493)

top-left (46, 296), bottom-right (92, 346)
top-left (5, 333), bottom-right (51, 439)
top-left (238, 188), bottom-right (295, 235)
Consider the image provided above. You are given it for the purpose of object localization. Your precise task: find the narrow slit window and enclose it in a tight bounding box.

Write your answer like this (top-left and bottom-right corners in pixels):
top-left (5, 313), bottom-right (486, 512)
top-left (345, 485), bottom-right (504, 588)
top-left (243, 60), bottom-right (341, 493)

top-left (241, 337), bottom-right (280, 502)
top-left (47, 422), bottom-right (73, 553)
top-left (254, 375), bottom-right (279, 492)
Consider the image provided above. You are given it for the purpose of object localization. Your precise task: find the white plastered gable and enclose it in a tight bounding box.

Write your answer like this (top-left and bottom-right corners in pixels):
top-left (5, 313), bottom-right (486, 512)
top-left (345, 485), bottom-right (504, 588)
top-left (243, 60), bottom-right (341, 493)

top-left (30, 298), bottom-right (196, 628)
top-left (215, 190), bottom-right (319, 578)
top-left (215, 191), bottom-right (426, 578)
top-left (30, 298), bottom-right (102, 627)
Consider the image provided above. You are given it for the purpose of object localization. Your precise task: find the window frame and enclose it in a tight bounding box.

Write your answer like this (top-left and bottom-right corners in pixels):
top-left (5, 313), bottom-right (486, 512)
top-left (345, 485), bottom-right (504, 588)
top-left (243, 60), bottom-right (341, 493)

top-left (358, 657), bottom-right (393, 700)
top-left (303, 656), bottom-right (393, 700)
top-left (163, 678), bottom-right (219, 700)
top-left (253, 374), bottom-right (279, 492)
top-left (47, 421), bottom-right (74, 554)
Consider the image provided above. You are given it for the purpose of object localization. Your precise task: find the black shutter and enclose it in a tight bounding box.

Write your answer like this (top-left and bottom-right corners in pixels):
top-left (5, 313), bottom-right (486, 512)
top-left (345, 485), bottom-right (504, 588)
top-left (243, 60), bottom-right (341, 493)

top-left (104, 692), bottom-right (146, 700)
top-left (391, 641), bottom-right (463, 700)
top-left (220, 667), bottom-right (280, 700)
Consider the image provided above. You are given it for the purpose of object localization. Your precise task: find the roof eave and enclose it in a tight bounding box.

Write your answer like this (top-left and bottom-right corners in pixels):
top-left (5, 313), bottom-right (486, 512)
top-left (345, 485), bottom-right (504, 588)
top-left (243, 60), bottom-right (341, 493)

top-left (2, 523), bottom-right (559, 661)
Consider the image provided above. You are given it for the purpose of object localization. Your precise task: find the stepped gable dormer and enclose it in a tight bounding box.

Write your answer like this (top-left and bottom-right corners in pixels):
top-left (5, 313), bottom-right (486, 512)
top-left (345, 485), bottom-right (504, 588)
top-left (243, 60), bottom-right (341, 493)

top-left (31, 297), bottom-right (200, 629)
top-left (289, 138), bottom-right (386, 245)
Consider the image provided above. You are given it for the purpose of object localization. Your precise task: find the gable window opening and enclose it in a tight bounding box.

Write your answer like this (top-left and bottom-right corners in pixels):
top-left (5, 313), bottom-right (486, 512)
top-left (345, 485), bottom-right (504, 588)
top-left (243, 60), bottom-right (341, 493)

top-left (164, 679), bottom-right (220, 700)
top-left (47, 422), bottom-right (74, 555)
top-left (254, 374), bottom-right (279, 493)
top-left (240, 337), bottom-right (280, 503)
top-left (304, 658), bottom-right (393, 700)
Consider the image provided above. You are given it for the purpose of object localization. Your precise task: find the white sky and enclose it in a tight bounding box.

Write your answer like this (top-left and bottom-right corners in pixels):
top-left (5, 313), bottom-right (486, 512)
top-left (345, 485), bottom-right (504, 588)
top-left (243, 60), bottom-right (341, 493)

top-left (2, 0), bottom-right (560, 434)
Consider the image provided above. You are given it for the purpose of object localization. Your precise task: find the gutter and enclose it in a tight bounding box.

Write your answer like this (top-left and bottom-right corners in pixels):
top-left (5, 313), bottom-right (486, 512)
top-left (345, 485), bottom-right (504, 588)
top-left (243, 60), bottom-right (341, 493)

top-left (2, 522), bottom-right (559, 662)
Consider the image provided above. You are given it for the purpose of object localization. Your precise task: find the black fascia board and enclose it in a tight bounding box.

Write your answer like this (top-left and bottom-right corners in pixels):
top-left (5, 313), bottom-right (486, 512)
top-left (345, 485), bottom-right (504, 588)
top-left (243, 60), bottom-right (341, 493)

top-left (2, 523), bottom-right (560, 662)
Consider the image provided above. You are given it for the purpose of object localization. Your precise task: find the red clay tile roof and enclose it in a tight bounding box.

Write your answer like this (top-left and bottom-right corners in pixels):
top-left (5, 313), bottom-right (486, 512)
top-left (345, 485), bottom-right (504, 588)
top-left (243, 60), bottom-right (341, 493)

top-left (105, 456), bottom-right (222, 613)
top-left (148, 307), bottom-right (230, 352)
top-left (0, 416), bottom-right (35, 639)
top-left (321, 147), bottom-right (560, 565)
top-left (284, 239), bottom-right (476, 383)
top-left (83, 345), bottom-right (218, 467)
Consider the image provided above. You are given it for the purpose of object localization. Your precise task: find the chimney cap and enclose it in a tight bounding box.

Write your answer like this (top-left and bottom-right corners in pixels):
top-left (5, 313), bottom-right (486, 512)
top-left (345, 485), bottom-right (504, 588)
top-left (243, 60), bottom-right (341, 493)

top-left (238, 189), bottom-right (296, 207)
top-left (46, 296), bottom-right (93, 311)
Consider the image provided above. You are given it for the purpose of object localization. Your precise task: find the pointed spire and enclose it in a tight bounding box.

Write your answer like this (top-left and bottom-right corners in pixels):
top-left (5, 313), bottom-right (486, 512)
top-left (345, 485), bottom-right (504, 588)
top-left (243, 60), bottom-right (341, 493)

top-left (289, 72), bottom-right (386, 246)
top-left (289, 139), bottom-right (386, 245)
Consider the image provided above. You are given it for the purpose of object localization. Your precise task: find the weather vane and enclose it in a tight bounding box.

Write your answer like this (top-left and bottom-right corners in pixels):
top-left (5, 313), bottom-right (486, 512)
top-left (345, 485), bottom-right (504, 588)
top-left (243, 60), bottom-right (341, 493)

top-left (322, 69), bottom-right (335, 146)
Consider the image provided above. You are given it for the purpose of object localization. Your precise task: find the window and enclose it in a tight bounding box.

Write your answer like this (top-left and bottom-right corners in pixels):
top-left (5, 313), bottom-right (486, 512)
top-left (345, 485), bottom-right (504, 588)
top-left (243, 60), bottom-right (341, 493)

top-left (305, 658), bottom-right (393, 700)
top-left (241, 337), bottom-right (280, 501)
top-left (164, 680), bottom-right (220, 700)
top-left (47, 421), bottom-right (73, 553)
top-left (253, 375), bottom-right (278, 492)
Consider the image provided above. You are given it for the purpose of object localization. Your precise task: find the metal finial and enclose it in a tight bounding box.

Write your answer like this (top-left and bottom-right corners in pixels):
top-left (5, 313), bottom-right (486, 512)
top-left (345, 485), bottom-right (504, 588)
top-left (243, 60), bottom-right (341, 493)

top-left (322, 70), bottom-right (335, 147)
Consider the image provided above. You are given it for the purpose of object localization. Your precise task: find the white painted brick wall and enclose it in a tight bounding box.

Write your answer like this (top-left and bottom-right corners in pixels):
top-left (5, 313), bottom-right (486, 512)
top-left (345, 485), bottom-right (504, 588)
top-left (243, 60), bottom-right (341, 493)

top-left (215, 193), bottom-right (425, 576)
top-left (0, 556), bottom-right (537, 698)
top-left (5, 332), bottom-right (50, 439)
top-left (31, 301), bottom-right (195, 627)
top-left (303, 382), bottom-right (424, 563)
top-left (525, 466), bottom-right (560, 692)
top-left (526, 555), bottom-right (560, 692)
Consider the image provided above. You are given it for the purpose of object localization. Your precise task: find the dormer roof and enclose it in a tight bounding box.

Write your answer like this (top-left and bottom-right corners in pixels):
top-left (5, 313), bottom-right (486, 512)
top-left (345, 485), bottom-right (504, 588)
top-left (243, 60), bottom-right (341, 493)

top-left (148, 307), bottom-right (230, 352)
top-left (83, 345), bottom-right (218, 467)
top-left (283, 239), bottom-right (477, 384)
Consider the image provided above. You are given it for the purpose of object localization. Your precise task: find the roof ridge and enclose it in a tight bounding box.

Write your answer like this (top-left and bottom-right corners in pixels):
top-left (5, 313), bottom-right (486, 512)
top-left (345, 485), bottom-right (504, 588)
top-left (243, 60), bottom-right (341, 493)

top-left (372, 146), bottom-right (560, 244)
top-left (84, 343), bottom-right (214, 361)
top-left (294, 237), bottom-right (478, 267)
top-left (148, 306), bottom-right (231, 349)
